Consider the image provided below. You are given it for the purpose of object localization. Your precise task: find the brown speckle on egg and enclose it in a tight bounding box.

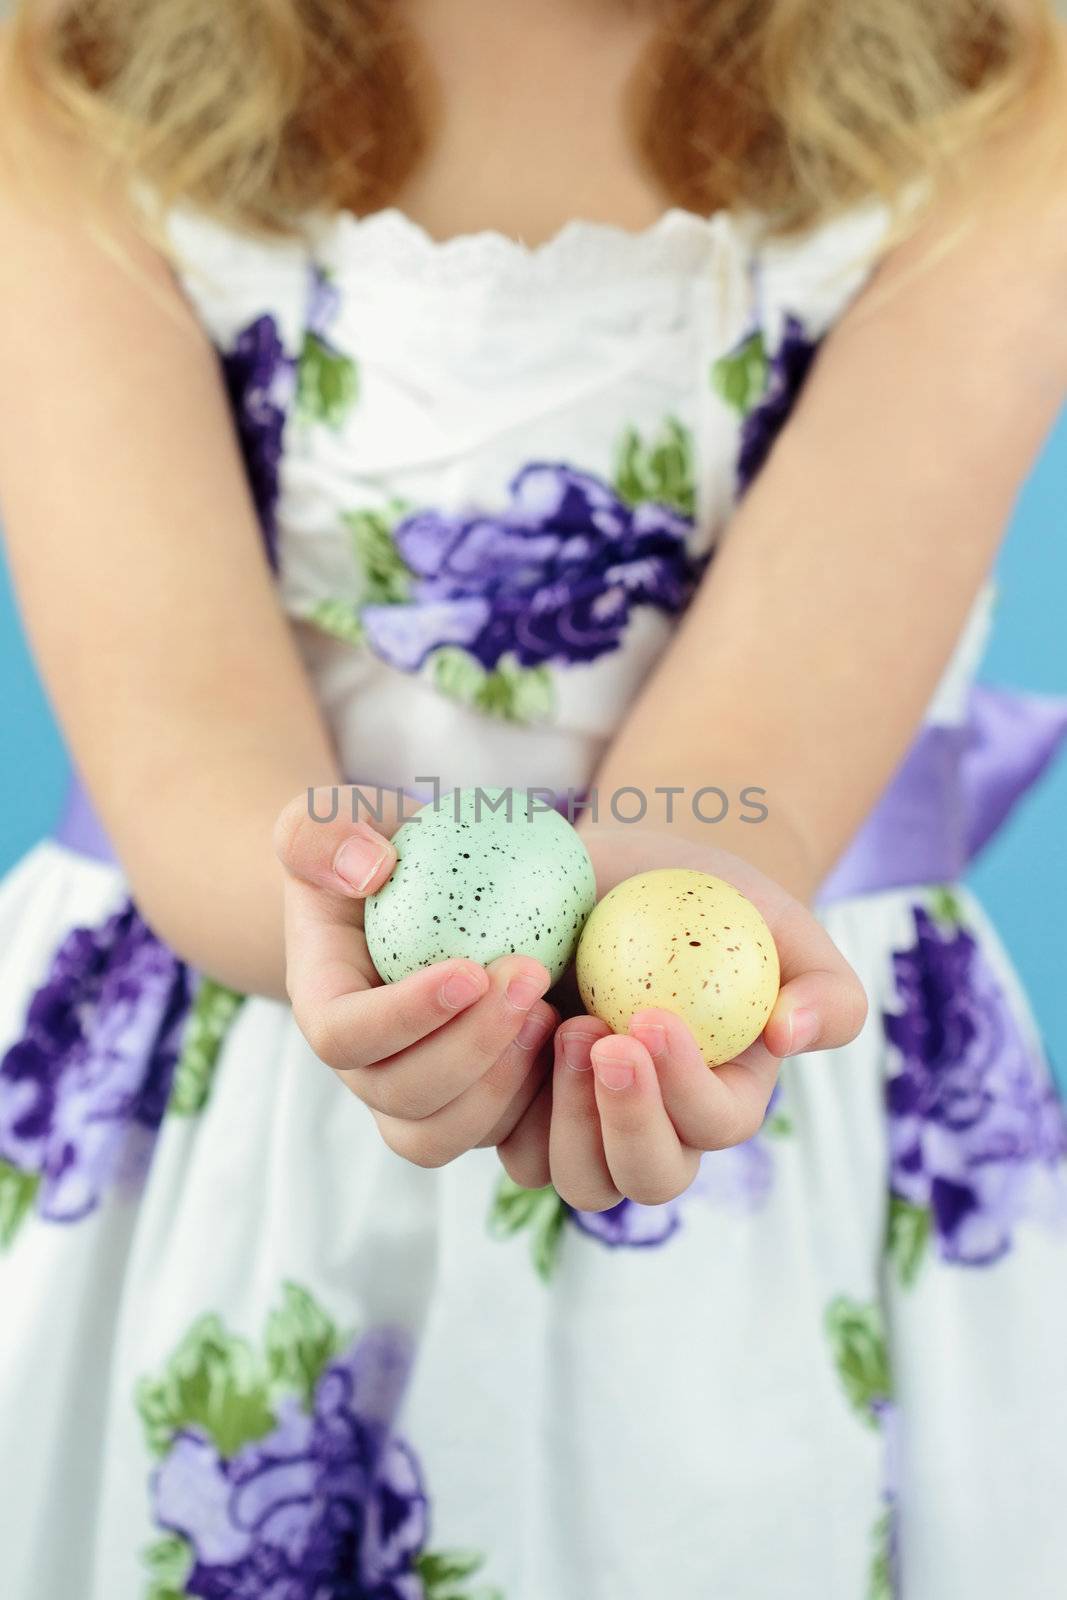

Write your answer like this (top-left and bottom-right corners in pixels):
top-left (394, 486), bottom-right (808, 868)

top-left (575, 868), bottom-right (780, 1067)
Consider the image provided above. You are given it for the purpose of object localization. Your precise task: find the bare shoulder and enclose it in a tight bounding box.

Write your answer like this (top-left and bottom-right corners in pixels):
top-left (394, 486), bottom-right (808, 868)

top-left (911, 47), bottom-right (1067, 270)
top-left (846, 60), bottom-right (1067, 380)
top-left (0, 32), bottom-right (181, 317)
top-left (972, 43), bottom-right (1067, 246)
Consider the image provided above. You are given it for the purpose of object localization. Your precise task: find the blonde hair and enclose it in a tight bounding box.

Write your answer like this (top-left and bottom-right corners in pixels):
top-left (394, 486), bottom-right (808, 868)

top-left (3, 0), bottom-right (1065, 238)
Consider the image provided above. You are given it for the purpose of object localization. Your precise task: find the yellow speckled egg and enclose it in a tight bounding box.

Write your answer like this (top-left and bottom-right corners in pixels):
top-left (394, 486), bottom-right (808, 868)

top-left (576, 868), bottom-right (780, 1066)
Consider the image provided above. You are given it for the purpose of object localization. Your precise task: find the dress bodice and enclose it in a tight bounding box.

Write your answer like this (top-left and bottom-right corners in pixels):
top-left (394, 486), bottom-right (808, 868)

top-left (165, 201), bottom-right (992, 795)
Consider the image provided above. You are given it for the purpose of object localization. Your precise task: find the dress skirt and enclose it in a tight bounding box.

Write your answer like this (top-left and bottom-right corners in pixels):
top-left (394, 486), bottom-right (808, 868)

top-left (1, 835), bottom-right (1065, 1600)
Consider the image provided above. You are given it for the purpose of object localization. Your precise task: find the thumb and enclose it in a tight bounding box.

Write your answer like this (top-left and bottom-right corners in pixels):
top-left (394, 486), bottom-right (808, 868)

top-left (274, 787), bottom-right (399, 899)
top-left (761, 967), bottom-right (869, 1059)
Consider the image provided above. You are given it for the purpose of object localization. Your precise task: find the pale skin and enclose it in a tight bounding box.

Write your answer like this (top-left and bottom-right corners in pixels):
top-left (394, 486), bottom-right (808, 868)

top-left (0, 0), bottom-right (1065, 1211)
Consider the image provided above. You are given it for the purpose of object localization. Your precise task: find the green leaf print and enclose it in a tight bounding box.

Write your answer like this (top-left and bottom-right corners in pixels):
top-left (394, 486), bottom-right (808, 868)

top-left (711, 331), bottom-right (769, 416)
top-left (826, 1299), bottom-right (897, 1599)
top-left (929, 885), bottom-right (965, 927)
top-left (489, 1177), bottom-right (568, 1282)
top-left (143, 1533), bottom-right (194, 1600)
top-left (432, 648), bottom-right (555, 725)
top-left (614, 416), bottom-right (696, 519)
top-left (825, 1297), bottom-right (892, 1425)
top-left (868, 1509), bottom-right (894, 1600)
top-left (265, 1282), bottom-right (346, 1410)
top-left (344, 505), bottom-right (414, 606)
top-left (416, 1547), bottom-right (505, 1600)
top-left (887, 1193), bottom-right (930, 1288)
top-left (762, 1110), bottom-right (793, 1138)
top-left (296, 331), bottom-right (359, 428)
top-left (138, 1293), bottom-right (504, 1599)
top-left (135, 1313), bottom-right (276, 1459)
top-left (168, 979), bottom-right (245, 1117)
top-left (308, 597), bottom-right (367, 646)
top-left (432, 646), bottom-right (484, 705)
top-left (0, 1159), bottom-right (39, 1250)
top-left (307, 505), bottom-right (414, 645)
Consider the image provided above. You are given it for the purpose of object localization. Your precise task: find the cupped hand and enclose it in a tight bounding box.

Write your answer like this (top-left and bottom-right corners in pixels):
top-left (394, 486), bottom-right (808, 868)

top-left (274, 788), bottom-right (558, 1167)
top-left (498, 827), bottom-right (868, 1209)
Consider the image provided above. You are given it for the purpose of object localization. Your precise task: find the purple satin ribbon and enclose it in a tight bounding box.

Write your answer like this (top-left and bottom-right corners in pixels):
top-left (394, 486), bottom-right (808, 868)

top-left (815, 685), bottom-right (1067, 904)
top-left (55, 779), bottom-right (117, 866)
top-left (54, 684), bottom-right (1067, 904)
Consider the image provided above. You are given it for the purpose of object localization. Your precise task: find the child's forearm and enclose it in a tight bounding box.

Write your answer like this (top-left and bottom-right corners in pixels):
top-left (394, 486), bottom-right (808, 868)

top-left (106, 749), bottom-right (343, 1000)
top-left (0, 156), bottom-right (378, 999)
top-left (577, 767), bottom-right (819, 904)
top-left (107, 755), bottom-right (422, 992)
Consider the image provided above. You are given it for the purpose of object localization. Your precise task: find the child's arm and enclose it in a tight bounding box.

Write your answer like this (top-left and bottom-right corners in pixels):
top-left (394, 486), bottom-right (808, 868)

top-left (584, 138), bottom-right (1067, 908)
top-left (0, 136), bottom-right (346, 998)
top-left (0, 137), bottom-right (565, 1170)
top-left (498, 137), bottom-right (1067, 1209)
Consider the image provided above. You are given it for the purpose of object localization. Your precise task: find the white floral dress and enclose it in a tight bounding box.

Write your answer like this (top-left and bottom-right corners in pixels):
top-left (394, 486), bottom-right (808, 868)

top-left (1, 202), bottom-right (1067, 1600)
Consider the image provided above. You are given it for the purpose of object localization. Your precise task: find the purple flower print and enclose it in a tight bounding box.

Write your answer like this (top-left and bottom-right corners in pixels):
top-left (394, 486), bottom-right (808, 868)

top-left (693, 1132), bottom-right (776, 1212)
top-left (884, 905), bottom-right (1067, 1266)
top-left (152, 1331), bottom-right (428, 1599)
top-left (0, 903), bottom-right (190, 1223)
top-left (221, 316), bottom-right (297, 571)
top-left (570, 1197), bottom-right (682, 1248)
top-left (361, 463), bottom-right (701, 675)
top-left (737, 315), bottom-right (818, 496)
top-left (221, 265), bottom-right (355, 571)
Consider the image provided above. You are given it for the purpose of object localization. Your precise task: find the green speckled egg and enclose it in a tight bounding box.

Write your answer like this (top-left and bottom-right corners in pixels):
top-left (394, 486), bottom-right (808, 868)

top-left (576, 868), bottom-right (780, 1066)
top-left (365, 789), bottom-right (597, 984)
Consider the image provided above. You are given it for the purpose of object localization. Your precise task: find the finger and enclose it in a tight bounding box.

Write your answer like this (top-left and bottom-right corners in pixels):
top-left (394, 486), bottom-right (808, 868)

top-left (590, 1034), bottom-right (700, 1206)
top-left (478, 1004), bottom-right (559, 1148)
top-left (375, 1002), bottom-right (557, 1168)
top-left (282, 866), bottom-right (385, 1036)
top-left (629, 1008), bottom-right (778, 1150)
top-left (289, 918), bottom-right (489, 1072)
top-left (759, 901), bottom-right (868, 1058)
top-left (274, 788), bottom-right (399, 899)
top-left (498, 1077), bottom-right (554, 1190)
top-left (278, 794), bottom-right (401, 1041)
top-left (761, 968), bottom-right (870, 1060)
top-left (339, 955), bottom-right (552, 1120)
top-left (549, 1017), bottom-right (620, 1212)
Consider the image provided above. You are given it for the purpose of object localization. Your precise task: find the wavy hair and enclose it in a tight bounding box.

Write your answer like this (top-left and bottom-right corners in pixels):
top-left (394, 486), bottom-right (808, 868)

top-left (3, 0), bottom-right (1064, 236)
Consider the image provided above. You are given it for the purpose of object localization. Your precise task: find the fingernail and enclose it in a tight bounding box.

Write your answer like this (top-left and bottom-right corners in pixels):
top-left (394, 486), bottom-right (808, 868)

top-left (506, 973), bottom-right (547, 1012)
top-left (630, 1022), bottom-right (666, 1056)
top-left (440, 967), bottom-right (487, 1011)
top-left (561, 1034), bottom-right (597, 1071)
top-left (517, 1010), bottom-right (552, 1050)
top-left (592, 1042), bottom-right (636, 1092)
top-left (788, 1007), bottom-right (820, 1053)
top-left (334, 834), bottom-right (391, 893)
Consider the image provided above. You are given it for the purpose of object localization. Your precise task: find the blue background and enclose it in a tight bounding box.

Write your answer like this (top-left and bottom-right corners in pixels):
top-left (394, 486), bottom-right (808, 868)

top-left (1, 411), bottom-right (1065, 1082)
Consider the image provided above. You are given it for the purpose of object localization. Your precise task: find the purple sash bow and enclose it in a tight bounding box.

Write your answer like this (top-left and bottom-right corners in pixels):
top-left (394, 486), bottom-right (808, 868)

top-left (815, 685), bottom-right (1067, 903)
top-left (55, 685), bottom-right (1067, 906)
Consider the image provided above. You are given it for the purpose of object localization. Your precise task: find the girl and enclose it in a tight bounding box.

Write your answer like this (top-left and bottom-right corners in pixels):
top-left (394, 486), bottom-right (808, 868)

top-left (1, 1), bottom-right (1066, 1596)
